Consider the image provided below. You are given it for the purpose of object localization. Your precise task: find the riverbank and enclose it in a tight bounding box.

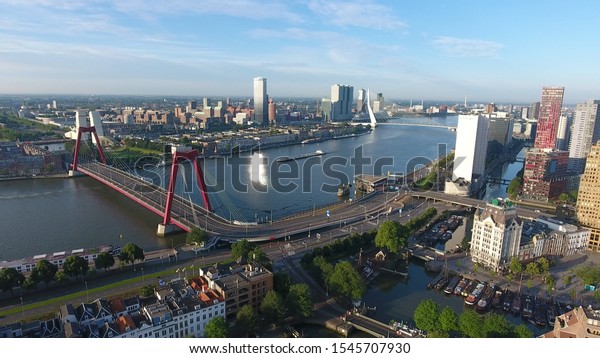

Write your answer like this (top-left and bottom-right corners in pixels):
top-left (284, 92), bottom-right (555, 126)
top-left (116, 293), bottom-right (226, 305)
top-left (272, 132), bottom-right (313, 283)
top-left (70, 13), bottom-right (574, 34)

top-left (0, 172), bottom-right (71, 182)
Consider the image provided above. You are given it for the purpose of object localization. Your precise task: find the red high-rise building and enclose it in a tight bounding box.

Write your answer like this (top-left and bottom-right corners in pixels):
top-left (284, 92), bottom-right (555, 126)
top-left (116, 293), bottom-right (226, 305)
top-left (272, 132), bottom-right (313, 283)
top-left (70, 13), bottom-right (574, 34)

top-left (534, 87), bottom-right (564, 149)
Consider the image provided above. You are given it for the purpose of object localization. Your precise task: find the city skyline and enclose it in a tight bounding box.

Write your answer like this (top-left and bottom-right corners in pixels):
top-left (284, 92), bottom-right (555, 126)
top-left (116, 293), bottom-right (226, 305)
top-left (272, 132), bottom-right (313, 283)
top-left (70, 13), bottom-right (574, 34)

top-left (1, 1), bottom-right (600, 103)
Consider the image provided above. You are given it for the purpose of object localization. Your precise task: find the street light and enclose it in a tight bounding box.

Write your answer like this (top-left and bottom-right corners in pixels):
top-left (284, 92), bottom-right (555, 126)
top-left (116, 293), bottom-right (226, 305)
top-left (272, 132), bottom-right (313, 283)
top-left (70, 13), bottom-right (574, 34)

top-left (84, 281), bottom-right (89, 302)
top-left (308, 224), bottom-right (311, 238)
top-left (141, 267), bottom-right (145, 285)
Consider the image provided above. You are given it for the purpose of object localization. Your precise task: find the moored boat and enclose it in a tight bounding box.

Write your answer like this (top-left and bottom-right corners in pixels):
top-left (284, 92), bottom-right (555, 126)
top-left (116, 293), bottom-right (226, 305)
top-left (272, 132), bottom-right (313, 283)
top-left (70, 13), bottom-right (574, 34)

top-left (522, 295), bottom-right (534, 320)
top-left (491, 286), bottom-right (504, 310)
top-left (502, 289), bottom-right (515, 312)
top-left (434, 275), bottom-right (449, 291)
top-left (462, 280), bottom-right (479, 298)
top-left (465, 282), bottom-right (486, 306)
top-left (534, 299), bottom-right (547, 326)
top-left (511, 294), bottom-right (522, 315)
top-left (453, 277), bottom-right (470, 296)
top-left (476, 284), bottom-right (495, 312)
top-left (444, 275), bottom-right (460, 294)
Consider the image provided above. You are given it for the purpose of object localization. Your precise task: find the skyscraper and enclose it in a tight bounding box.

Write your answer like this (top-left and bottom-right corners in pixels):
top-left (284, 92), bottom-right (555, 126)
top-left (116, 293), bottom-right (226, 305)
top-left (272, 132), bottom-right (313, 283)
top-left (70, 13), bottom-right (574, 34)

top-left (576, 141), bottom-right (600, 251)
top-left (372, 93), bottom-right (384, 113)
top-left (568, 100), bottom-right (600, 174)
top-left (528, 101), bottom-right (540, 120)
top-left (268, 99), bottom-right (276, 125)
top-left (452, 114), bottom-right (490, 190)
top-left (253, 77), bottom-right (268, 125)
top-left (356, 89), bottom-right (366, 113)
top-left (523, 86), bottom-right (568, 202)
top-left (534, 86), bottom-right (565, 149)
top-left (556, 114), bottom-right (571, 151)
top-left (331, 84), bottom-right (353, 121)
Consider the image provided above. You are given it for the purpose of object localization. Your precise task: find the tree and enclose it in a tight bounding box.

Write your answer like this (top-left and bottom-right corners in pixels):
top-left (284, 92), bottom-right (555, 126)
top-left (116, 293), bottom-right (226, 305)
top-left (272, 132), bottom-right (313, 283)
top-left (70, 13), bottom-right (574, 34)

top-left (94, 252), bottom-right (115, 273)
top-left (459, 310), bottom-right (483, 338)
top-left (439, 306), bottom-right (458, 336)
top-left (0, 268), bottom-right (25, 295)
top-left (205, 316), bottom-right (229, 338)
top-left (248, 246), bottom-right (269, 266)
top-left (62, 255), bottom-right (89, 278)
top-left (537, 257), bottom-right (550, 275)
top-left (525, 262), bottom-right (541, 278)
top-left (139, 285), bottom-right (156, 298)
top-left (30, 260), bottom-right (58, 287)
top-left (273, 272), bottom-right (293, 296)
top-left (482, 313), bottom-right (512, 337)
top-left (374, 221), bottom-right (408, 253)
top-left (574, 263), bottom-right (600, 286)
top-left (513, 324), bottom-right (533, 338)
top-left (509, 257), bottom-right (523, 274)
top-left (312, 256), bottom-right (334, 284)
top-left (186, 227), bottom-right (209, 246)
top-left (54, 270), bottom-right (67, 284)
top-left (235, 304), bottom-right (259, 337)
top-left (413, 299), bottom-right (440, 333)
top-left (231, 239), bottom-right (253, 260)
top-left (506, 176), bottom-right (523, 200)
top-left (260, 291), bottom-right (286, 327)
top-left (118, 243), bottom-right (145, 268)
top-left (285, 284), bottom-right (313, 319)
top-left (328, 261), bottom-right (366, 300)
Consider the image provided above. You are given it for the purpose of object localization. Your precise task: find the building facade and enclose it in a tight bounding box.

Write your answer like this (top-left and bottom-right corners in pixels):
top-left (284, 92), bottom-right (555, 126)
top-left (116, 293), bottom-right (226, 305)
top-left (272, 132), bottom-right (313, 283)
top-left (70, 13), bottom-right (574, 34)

top-left (534, 87), bottom-right (564, 149)
top-left (576, 141), bottom-right (600, 252)
top-left (568, 100), bottom-right (600, 174)
top-left (522, 148), bottom-right (568, 202)
top-left (253, 77), bottom-right (268, 125)
top-left (451, 114), bottom-right (489, 192)
top-left (470, 199), bottom-right (523, 271)
top-left (331, 84), bottom-right (353, 121)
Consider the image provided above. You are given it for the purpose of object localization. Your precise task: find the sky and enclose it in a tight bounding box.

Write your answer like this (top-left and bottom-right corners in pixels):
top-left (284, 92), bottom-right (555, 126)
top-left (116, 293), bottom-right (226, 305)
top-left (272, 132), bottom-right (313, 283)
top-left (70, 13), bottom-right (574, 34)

top-left (1, 0), bottom-right (599, 104)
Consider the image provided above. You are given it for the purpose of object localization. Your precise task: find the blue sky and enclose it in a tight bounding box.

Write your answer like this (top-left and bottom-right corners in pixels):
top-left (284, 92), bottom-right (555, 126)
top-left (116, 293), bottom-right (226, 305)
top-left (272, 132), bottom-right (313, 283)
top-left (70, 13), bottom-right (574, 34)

top-left (1, 0), bottom-right (599, 103)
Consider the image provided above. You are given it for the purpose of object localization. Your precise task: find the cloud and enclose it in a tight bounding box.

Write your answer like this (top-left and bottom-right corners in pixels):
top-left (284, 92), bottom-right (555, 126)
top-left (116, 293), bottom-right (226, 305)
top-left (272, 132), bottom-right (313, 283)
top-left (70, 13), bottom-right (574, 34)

top-left (432, 36), bottom-right (504, 57)
top-left (306, 0), bottom-right (407, 30)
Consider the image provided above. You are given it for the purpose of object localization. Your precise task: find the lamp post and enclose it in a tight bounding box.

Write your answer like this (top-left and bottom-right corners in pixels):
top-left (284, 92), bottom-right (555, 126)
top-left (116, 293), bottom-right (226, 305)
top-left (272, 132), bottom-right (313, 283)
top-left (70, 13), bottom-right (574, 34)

top-left (141, 267), bottom-right (145, 285)
top-left (84, 281), bottom-right (89, 302)
top-left (308, 224), bottom-right (311, 238)
top-left (18, 281), bottom-right (24, 320)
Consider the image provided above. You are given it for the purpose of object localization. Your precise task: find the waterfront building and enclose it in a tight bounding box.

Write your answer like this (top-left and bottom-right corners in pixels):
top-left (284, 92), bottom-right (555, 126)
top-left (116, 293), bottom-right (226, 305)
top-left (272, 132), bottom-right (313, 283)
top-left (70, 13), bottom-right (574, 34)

top-left (486, 116), bottom-right (513, 162)
top-left (321, 98), bottom-right (332, 122)
top-left (372, 92), bottom-right (384, 113)
top-left (450, 114), bottom-right (489, 193)
top-left (568, 100), bottom-right (600, 174)
top-left (356, 88), bottom-right (366, 113)
top-left (522, 148), bottom-right (568, 202)
top-left (470, 199), bottom-right (522, 271)
top-left (534, 87), bottom-right (565, 149)
top-left (331, 84), bottom-right (353, 121)
top-left (576, 141), bottom-right (600, 252)
top-left (253, 77), bottom-right (268, 125)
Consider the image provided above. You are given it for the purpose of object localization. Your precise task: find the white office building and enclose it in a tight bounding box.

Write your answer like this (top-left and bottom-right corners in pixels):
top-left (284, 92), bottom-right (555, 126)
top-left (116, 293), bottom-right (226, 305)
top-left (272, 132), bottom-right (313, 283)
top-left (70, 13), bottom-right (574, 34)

top-left (331, 84), bottom-right (353, 121)
top-left (451, 114), bottom-right (489, 191)
top-left (253, 77), bottom-right (268, 125)
top-left (568, 99), bottom-right (600, 174)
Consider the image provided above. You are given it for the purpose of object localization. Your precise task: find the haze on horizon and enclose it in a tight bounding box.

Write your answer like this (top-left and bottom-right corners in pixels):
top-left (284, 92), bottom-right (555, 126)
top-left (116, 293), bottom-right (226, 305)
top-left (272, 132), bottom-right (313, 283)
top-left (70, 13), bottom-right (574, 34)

top-left (1, 0), bottom-right (599, 104)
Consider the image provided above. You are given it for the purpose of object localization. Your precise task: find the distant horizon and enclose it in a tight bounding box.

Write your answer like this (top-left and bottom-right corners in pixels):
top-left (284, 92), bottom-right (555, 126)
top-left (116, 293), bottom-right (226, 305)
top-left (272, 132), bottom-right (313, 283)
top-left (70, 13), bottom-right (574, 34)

top-left (0, 92), bottom-right (584, 108)
top-left (1, 1), bottom-right (599, 105)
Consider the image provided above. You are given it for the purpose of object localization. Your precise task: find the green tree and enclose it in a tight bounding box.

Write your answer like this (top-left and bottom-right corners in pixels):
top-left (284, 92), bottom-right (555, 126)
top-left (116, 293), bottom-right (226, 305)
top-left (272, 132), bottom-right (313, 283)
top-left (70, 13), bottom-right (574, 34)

top-left (506, 176), bottom-right (523, 200)
top-left (513, 324), bottom-right (533, 338)
top-left (413, 299), bottom-right (440, 333)
top-left (118, 242), bottom-right (145, 268)
top-left (312, 256), bottom-right (334, 284)
top-left (0, 268), bottom-right (25, 295)
top-left (248, 246), bottom-right (269, 266)
top-left (562, 275), bottom-right (572, 287)
top-left (439, 306), bottom-right (458, 336)
top-left (374, 221), bottom-right (408, 253)
top-left (509, 257), bottom-right (523, 274)
top-left (260, 291), bottom-right (286, 327)
top-left (205, 316), bottom-right (229, 338)
top-left (273, 272), bottom-right (293, 296)
top-left (574, 263), bottom-right (600, 285)
top-left (285, 284), bottom-right (313, 319)
top-left (525, 262), bottom-right (541, 278)
top-left (235, 304), bottom-right (259, 337)
top-left (459, 310), bottom-right (484, 338)
top-left (30, 259), bottom-right (58, 287)
top-left (139, 285), bottom-right (156, 298)
top-left (186, 227), bottom-right (209, 246)
top-left (558, 192), bottom-right (569, 203)
top-left (54, 270), bottom-right (67, 284)
top-left (94, 252), bottom-right (115, 273)
top-left (62, 255), bottom-right (89, 278)
top-left (537, 257), bottom-right (550, 274)
top-left (328, 261), bottom-right (366, 300)
top-left (482, 313), bottom-right (512, 337)
top-left (231, 239), bottom-right (253, 260)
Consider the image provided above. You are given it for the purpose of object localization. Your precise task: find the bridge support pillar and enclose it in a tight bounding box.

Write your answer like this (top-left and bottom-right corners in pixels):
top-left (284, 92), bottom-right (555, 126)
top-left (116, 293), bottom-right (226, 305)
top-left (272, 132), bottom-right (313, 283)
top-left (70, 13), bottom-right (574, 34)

top-left (157, 223), bottom-right (178, 237)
